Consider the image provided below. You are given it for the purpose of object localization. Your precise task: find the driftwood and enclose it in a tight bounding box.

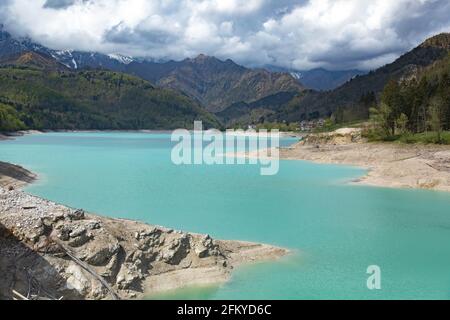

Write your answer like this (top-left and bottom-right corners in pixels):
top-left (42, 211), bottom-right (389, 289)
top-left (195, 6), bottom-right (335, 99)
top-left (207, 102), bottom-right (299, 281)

top-left (12, 290), bottom-right (29, 300)
top-left (51, 237), bottom-right (120, 300)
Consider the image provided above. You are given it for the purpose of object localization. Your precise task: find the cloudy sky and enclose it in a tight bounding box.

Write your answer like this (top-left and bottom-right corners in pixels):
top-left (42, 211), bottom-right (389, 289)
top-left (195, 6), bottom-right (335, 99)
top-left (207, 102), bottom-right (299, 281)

top-left (1, 0), bottom-right (449, 70)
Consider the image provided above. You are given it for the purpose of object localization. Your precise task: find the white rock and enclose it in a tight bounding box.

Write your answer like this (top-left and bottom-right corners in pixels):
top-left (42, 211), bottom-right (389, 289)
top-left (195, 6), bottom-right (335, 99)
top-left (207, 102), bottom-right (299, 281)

top-left (65, 263), bottom-right (91, 295)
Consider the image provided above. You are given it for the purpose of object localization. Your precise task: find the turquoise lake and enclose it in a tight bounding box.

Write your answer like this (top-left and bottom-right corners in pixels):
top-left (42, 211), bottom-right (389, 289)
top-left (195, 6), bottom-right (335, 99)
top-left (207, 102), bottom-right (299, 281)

top-left (2, 132), bottom-right (450, 299)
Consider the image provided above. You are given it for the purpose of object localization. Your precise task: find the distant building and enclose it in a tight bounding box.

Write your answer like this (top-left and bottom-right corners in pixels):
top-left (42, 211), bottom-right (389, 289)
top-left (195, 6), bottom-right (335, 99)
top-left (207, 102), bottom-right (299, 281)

top-left (300, 119), bottom-right (325, 132)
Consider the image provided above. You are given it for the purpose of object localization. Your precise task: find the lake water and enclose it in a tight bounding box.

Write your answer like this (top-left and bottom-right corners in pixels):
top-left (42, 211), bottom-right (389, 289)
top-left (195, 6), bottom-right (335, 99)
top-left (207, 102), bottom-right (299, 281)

top-left (2, 132), bottom-right (450, 299)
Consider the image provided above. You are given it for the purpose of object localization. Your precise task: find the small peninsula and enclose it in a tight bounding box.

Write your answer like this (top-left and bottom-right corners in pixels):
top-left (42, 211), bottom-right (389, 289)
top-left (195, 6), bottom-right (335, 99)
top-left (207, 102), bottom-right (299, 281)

top-left (0, 161), bottom-right (288, 300)
top-left (280, 129), bottom-right (450, 192)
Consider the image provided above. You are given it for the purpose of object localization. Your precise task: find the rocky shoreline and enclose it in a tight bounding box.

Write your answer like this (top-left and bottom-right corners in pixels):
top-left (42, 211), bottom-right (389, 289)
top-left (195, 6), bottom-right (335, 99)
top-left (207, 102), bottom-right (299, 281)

top-left (0, 162), bottom-right (288, 300)
top-left (280, 129), bottom-right (450, 192)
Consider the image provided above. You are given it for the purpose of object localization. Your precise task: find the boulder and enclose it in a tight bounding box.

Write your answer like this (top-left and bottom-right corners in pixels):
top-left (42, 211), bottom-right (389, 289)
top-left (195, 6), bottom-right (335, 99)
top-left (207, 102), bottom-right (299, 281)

top-left (66, 209), bottom-right (85, 221)
top-left (65, 263), bottom-right (91, 296)
top-left (160, 234), bottom-right (190, 265)
top-left (56, 225), bottom-right (72, 241)
top-left (69, 225), bottom-right (87, 238)
top-left (83, 242), bottom-right (121, 266)
top-left (116, 264), bottom-right (142, 290)
top-left (193, 235), bottom-right (220, 258)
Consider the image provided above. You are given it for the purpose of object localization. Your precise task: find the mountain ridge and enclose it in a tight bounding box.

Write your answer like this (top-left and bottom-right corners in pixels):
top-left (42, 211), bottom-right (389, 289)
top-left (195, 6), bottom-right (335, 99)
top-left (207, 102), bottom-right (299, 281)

top-left (265, 65), bottom-right (365, 91)
top-left (420, 33), bottom-right (450, 50)
top-left (124, 54), bottom-right (304, 112)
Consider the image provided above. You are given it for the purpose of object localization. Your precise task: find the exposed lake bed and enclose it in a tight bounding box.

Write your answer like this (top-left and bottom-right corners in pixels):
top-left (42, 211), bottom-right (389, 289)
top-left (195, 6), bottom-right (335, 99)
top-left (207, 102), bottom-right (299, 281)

top-left (280, 129), bottom-right (450, 192)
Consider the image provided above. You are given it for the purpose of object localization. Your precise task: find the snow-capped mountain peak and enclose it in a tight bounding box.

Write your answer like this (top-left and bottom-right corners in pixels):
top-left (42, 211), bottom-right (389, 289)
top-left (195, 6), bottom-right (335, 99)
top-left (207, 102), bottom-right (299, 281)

top-left (290, 71), bottom-right (303, 80)
top-left (107, 53), bottom-right (134, 65)
top-left (50, 50), bottom-right (78, 69)
top-left (53, 49), bottom-right (74, 56)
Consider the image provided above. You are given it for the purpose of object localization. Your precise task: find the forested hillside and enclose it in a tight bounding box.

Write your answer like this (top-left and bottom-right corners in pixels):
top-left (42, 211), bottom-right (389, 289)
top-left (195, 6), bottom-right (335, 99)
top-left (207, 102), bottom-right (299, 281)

top-left (0, 52), bottom-right (220, 132)
top-left (272, 33), bottom-right (450, 124)
top-left (368, 52), bottom-right (450, 143)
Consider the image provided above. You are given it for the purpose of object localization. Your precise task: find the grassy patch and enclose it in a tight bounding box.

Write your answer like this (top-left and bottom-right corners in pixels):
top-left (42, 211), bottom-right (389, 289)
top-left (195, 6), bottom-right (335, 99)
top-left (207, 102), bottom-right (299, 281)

top-left (396, 131), bottom-right (450, 145)
top-left (365, 131), bottom-right (450, 145)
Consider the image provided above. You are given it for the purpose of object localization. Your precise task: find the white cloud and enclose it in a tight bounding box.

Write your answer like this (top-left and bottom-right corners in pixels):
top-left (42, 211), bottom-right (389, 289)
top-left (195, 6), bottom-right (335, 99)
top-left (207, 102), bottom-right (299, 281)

top-left (1, 0), bottom-right (450, 70)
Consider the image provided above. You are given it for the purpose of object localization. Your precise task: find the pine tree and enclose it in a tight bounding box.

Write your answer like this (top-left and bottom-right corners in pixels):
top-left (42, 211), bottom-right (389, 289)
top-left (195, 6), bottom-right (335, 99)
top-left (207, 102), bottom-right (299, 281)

top-left (428, 97), bottom-right (444, 143)
top-left (396, 113), bottom-right (409, 135)
top-left (370, 103), bottom-right (393, 138)
top-left (381, 80), bottom-right (403, 135)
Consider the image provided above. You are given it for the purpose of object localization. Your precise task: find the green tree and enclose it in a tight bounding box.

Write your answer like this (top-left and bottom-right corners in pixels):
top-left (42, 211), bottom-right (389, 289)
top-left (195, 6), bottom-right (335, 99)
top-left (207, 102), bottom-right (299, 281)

top-left (381, 80), bottom-right (403, 134)
top-left (396, 113), bottom-right (409, 135)
top-left (0, 103), bottom-right (26, 132)
top-left (437, 72), bottom-right (450, 130)
top-left (428, 97), bottom-right (444, 143)
top-left (414, 77), bottom-right (430, 133)
top-left (370, 103), bottom-right (393, 138)
top-left (359, 91), bottom-right (377, 118)
top-left (323, 118), bottom-right (335, 131)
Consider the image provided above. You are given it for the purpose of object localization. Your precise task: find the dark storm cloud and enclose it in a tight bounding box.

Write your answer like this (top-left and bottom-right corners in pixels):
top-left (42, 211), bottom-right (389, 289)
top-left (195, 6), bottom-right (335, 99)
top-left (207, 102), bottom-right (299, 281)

top-left (104, 22), bottom-right (179, 47)
top-left (330, 0), bottom-right (450, 69)
top-left (391, 0), bottom-right (450, 41)
top-left (43, 0), bottom-right (77, 9)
